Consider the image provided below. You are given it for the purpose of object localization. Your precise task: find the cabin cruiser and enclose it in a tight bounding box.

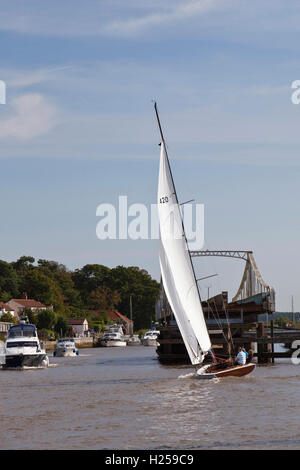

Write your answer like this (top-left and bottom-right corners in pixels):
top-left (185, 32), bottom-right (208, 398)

top-left (98, 324), bottom-right (126, 347)
top-left (3, 322), bottom-right (49, 369)
top-left (127, 335), bottom-right (141, 346)
top-left (53, 338), bottom-right (79, 357)
top-left (141, 329), bottom-right (160, 346)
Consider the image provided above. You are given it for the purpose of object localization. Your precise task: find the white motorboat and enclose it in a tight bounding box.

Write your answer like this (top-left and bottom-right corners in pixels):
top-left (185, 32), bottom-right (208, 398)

top-left (99, 325), bottom-right (127, 347)
top-left (127, 335), bottom-right (141, 346)
top-left (3, 322), bottom-right (49, 369)
top-left (54, 338), bottom-right (79, 357)
top-left (141, 330), bottom-right (160, 346)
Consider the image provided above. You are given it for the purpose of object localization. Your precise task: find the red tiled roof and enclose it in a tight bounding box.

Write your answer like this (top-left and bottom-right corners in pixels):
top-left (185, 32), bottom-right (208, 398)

top-left (10, 299), bottom-right (46, 308)
top-left (0, 302), bottom-right (13, 310)
top-left (92, 310), bottom-right (132, 324)
top-left (67, 318), bottom-right (87, 325)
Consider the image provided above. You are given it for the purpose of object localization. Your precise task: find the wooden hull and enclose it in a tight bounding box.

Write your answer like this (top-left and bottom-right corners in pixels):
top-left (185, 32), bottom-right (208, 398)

top-left (207, 362), bottom-right (255, 378)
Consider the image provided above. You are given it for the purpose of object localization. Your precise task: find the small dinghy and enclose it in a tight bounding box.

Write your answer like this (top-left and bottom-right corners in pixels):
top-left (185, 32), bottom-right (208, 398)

top-left (154, 102), bottom-right (255, 379)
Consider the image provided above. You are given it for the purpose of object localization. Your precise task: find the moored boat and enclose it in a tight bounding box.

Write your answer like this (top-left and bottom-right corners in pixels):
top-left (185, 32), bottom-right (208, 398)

top-left (141, 330), bottom-right (160, 347)
top-left (99, 332), bottom-right (127, 347)
top-left (127, 335), bottom-right (141, 346)
top-left (98, 325), bottom-right (127, 347)
top-left (3, 322), bottom-right (49, 369)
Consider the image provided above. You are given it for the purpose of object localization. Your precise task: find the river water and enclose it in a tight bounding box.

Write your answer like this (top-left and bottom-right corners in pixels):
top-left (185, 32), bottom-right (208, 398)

top-left (0, 346), bottom-right (299, 450)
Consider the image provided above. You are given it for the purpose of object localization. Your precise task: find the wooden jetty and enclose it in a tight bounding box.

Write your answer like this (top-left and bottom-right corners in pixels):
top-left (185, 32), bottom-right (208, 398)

top-left (156, 250), bottom-right (300, 364)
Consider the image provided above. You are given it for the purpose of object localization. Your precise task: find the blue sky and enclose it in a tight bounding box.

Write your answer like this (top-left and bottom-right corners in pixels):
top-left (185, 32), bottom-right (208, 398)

top-left (0, 0), bottom-right (300, 311)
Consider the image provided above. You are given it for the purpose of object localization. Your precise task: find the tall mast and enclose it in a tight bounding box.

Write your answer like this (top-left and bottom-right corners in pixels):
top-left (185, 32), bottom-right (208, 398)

top-left (154, 102), bottom-right (203, 303)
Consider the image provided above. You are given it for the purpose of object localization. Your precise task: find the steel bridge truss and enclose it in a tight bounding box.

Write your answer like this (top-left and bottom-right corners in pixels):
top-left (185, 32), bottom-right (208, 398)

top-left (190, 250), bottom-right (275, 309)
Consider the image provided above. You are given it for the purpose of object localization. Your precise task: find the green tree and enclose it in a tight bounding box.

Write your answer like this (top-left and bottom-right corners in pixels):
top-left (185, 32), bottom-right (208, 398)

top-left (20, 270), bottom-right (64, 309)
top-left (108, 266), bottom-right (160, 330)
top-left (12, 256), bottom-right (35, 273)
top-left (88, 285), bottom-right (121, 311)
top-left (54, 316), bottom-right (69, 337)
top-left (36, 309), bottom-right (57, 330)
top-left (0, 260), bottom-right (19, 299)
top-left (0, 312), bottom-right (17, 324)
top-left (72, 264), bottom-right (110, 303)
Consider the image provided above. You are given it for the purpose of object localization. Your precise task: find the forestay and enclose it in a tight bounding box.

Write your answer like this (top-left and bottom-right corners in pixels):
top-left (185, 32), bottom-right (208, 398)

top-left (158, 141), bottom-right (211, 365)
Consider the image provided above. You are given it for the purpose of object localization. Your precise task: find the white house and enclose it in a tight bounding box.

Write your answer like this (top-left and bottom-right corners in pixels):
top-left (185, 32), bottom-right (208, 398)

top-left (0, 302), bottom-right (15, 318)
top-left (67, 318), bottom-right (89, 337)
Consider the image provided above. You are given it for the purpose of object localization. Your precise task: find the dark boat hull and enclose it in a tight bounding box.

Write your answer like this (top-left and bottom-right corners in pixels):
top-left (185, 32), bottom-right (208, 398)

top-left (3, 353), bottom-right (48, 369)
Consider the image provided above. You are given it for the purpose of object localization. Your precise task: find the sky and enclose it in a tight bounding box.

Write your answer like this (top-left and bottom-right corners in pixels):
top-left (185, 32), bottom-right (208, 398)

top-left (0, 0), bottom-right (300, 311)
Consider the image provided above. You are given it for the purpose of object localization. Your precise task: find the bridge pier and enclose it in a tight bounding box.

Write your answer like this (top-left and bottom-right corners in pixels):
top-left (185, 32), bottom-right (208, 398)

top-left (256, 322), bottom-right (272, 364)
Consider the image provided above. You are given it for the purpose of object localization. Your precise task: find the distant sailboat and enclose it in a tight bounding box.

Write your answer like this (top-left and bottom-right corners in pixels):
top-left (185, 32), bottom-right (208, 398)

top-left (155, 103), bottom-right (255, 379)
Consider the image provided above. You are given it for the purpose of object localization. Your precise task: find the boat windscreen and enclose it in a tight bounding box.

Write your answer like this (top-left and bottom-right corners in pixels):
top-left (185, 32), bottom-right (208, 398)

top-left (6, 341), bottom-right (38, 348)
top-left (8, 325), bottom-right (37, 338)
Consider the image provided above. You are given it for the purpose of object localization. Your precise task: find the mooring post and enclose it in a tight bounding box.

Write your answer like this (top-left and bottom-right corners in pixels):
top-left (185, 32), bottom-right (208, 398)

top-left (257, 322), bottom-right (265, 364)
top-left (227, 326), bottom-right (232, 360)
top-left (270, 320), bottom-right (275, 364)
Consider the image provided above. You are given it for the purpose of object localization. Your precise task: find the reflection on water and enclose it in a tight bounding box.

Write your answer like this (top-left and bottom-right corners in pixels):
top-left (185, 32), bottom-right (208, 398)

top-left (0, 346), bottom-right (300, 450)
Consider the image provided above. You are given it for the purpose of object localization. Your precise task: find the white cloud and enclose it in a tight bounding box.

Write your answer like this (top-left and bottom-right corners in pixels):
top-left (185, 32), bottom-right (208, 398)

top-left (103, 0), bottom-right (220, 36)
top-left (0, 93), bottom-right (57, 139)
top-left (6, 66), bottom-right (73, 88)
top-left (0, 0), bottom-right (225, 37)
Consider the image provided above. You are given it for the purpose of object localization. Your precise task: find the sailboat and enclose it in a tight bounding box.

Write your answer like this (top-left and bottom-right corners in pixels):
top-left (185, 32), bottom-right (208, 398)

top-left (155, 103), bottom-right (255, 379)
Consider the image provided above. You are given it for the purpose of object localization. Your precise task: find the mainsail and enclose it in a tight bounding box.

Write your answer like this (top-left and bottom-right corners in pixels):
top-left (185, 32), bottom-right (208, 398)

top-left (156, 106), bottom-right (211, 365)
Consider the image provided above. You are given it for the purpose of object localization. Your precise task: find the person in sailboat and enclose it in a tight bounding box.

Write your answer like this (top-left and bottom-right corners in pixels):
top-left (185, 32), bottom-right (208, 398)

top-left (246, 349), bottom-right (254, 363)
top-left (242, 347), bottom-right (248, 359)
top-left (234, 347), bottom-right (247, 366)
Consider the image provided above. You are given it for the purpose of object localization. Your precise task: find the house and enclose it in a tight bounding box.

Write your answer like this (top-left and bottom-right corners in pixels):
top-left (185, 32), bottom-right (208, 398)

top-left (93, 310), bottom-right (133, 335)
top-left (67, 318), bottom-right (89, 337)
top-left (6, 298), bottom-right (48, 319)
top-left (0, 302), bottom-right (15, 318)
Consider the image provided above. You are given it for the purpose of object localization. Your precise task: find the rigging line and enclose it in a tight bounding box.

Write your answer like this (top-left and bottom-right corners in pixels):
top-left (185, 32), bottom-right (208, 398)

top-left (221, 294), bottom-right (235, 353)
top-left (211, 296), bottom-right (231, 348)
top-left (195, 256), bottom-right (229, 349)
top-left (200, 241), bottom-right (234, 354)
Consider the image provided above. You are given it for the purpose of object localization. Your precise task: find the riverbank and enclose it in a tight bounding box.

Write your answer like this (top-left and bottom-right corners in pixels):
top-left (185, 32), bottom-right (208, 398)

top-left (45, 337), bottom-right (94, 351)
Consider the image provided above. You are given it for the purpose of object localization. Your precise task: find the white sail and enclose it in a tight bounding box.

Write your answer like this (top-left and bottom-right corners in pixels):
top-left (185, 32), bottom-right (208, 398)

top-left (158, 141), bottom-right (211, 365)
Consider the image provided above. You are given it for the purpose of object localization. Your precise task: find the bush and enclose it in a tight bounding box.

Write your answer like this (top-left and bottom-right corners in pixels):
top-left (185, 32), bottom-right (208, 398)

top-left (38, 329), bottom-right (55, 341)
top-left (0, 313), bottom-right (17, 324)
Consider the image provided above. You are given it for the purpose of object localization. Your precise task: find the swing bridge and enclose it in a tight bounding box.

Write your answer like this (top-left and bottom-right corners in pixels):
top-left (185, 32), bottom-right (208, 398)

top-left (190, 250), bottom-right (275, 312)
top-left (156, 250), bottom-right (300, 364)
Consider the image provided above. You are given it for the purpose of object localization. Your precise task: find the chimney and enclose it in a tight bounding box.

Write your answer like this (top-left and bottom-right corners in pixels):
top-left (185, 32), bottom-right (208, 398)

top-left (22, 292), bottom-right (28, 300)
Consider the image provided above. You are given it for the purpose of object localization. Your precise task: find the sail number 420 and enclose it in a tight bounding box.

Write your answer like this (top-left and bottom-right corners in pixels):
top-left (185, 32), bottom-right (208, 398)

top-left (159, 196), bottom-right (169, 203)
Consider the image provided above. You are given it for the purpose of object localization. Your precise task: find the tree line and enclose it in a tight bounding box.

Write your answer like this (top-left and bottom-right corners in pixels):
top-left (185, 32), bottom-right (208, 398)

top-left (0, 256), bottom-right (160, 333)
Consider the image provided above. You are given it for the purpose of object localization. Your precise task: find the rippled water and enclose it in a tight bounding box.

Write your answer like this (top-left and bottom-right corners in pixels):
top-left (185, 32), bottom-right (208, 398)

top-left (0, 346), bottom-right (300, 450)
